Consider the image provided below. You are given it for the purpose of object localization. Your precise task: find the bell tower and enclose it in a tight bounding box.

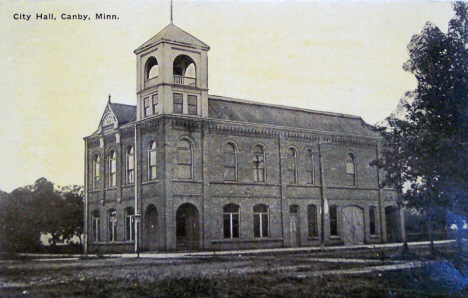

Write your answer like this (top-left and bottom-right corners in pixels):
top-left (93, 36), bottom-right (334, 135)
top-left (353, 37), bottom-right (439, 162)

top-left (134, 24), bottom-right (210, 120)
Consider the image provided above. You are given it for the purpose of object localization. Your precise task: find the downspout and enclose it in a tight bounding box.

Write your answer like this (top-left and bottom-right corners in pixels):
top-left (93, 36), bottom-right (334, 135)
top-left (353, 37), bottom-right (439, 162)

top-left (319, 141), bottom-right (327, 248)
top-left (134, 124), bottom-right (139, 254)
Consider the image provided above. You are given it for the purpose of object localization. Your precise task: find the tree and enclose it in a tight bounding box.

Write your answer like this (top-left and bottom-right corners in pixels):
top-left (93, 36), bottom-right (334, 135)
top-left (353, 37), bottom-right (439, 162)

top-left (376, 2), bottom-right (468, 251)
top-left (0, 179), bottom-right (84, 253)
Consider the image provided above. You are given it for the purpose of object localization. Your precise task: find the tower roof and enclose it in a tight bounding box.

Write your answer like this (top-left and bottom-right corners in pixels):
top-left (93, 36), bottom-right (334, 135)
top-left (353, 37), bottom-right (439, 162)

top-left (134, 23), bottom-right (210, 54)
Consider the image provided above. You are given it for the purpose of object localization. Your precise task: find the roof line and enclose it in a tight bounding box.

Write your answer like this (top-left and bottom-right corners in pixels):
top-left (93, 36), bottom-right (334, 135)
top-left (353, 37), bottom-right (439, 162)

top-left (208, 94), bottom-right (363, 120)
top-left (109, 102), bottom-right (136, 107)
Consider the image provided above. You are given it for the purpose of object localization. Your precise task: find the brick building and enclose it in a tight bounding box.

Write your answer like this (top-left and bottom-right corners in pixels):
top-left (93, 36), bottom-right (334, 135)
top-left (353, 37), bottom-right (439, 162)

top-left (84, 23), bottom-right (405, 253)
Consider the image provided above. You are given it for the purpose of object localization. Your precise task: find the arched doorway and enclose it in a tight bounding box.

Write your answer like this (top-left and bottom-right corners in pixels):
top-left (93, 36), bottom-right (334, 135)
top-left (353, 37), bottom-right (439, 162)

top-left (176, 203), bottom-right (200, 250)
top-left (342, 206), bottom-right (365, 245)
top-left (144, 204), bottom-right (158, 251)
top-left (385, 206), bottom-right (401, 242)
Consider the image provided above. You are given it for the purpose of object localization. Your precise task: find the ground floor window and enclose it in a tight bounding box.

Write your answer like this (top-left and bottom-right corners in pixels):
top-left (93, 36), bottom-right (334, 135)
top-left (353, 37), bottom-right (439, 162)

top-left (223, 204), bottom-right (240, 239)
top-left (369, 206), bottom-right (377, 235)
top-left (91, 210), bottom-right (100, 242)
top-left (330, 205), bottom-right (338, 236)
top-left (307, 204), bottom-right (318, 237)
top-left (108, 209), bottom-right (117, 241)
top-left (125, 207), bottom-right (135, 241)
top-left (253, 204), bottom-right (269, 238)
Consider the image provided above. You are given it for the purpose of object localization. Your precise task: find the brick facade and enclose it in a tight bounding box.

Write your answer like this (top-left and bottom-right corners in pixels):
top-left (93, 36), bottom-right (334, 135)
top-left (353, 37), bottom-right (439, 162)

top-left (84, 24), bottom-right (404, 253)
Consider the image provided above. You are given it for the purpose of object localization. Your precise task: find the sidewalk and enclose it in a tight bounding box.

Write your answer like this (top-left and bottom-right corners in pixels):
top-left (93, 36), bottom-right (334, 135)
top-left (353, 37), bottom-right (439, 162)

top-left (13, 239), bottom-right (455, 260)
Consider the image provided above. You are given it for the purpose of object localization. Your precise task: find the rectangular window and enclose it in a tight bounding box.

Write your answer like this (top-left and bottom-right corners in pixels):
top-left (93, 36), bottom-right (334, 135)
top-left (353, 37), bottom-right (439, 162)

top-left (127, 155), bottom-right (135, 184)
top-left (223, 151), bottom-right (236, 181)
top-left (110, 159), bottom-right (116, 187)
top-left (126, 216), bottom-right (135, 241)
top-left (223, 213), bottom-right (240, 238)
top-left (152, 93), bottom-right (158, 114)
top-left (254, 213), bottom-right (268, 238)
top-left (144, 97), bottom-right (151, 117)
top-left (188, 95), bottom-right (197, 115)
top-left (173, 93), bottom-right (183, 114)
top-left (308, 204), bottom-right (318, 237)
top-left (149, 150), bottom-right (157, 180)
top-left (370, 207), bottom-right (377, 235)
top-left (92, 217), bottom-right (100, 242)
top-left (330, 205), bottom-right (338, 236)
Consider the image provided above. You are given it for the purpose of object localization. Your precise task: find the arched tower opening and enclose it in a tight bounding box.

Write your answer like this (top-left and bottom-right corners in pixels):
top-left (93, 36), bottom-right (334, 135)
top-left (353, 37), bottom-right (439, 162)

top-left (173, 55), bottom-right (196, 86)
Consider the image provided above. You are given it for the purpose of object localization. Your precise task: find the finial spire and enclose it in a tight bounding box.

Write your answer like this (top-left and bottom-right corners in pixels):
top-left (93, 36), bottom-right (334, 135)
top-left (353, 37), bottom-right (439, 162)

top-left (170, 0), bottom-right (173, 24)
top-left (108, 94), bottom-right (112, 104)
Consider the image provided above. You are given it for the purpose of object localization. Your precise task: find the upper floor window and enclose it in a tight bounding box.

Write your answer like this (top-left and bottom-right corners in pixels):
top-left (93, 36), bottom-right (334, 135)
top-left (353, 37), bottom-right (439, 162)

top-left (148, 141), bottom-right (157, 180)
top-left (152, 93), bottom-right (159, 114)
top-left (144, 97), bottom-right (151, 117)
top-left (306, 149), bottom-right (316, 184)
top-left (223, 143), bottom-right (237, 181)
top-left (307, 204), bottom-right (318, 238)
top-left (253, 204), bottom-right (269, 238)
top-left (253, 145), bottom-right (266, 182)
top-left (92, 154), bottom-right (100, 190)
top-left (178, 140), bottom-right (192, 179)
top-left (346, 153), bottom-right (357, 186)
top-left (126, 146), bottom-right (135, 184)
top-left (125, 207), bottom-right (135, 241)
top-left (369, 206), bottom-right (377, 235)
top-left (108, 150), bottom-right (117, 187)
top-left (173, 93), bottom-right (183, 114)
top-left (91, 210), bottom-right (100, 242)
top-left (330, 205), bottom-right (339, 236)
top-left (287, 148), bottom-right (297, 184)
top-left (223, 204), bottom-right (240, 239)
top-left (188, 95), bottom-right (197, 115)
top-left (108, 209), bottom-right (117, 242)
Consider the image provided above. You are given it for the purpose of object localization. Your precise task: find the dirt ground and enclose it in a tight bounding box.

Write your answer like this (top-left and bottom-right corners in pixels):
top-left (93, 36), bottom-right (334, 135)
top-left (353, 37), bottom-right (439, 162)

top-left (1, 243), bottom-right (468, 297)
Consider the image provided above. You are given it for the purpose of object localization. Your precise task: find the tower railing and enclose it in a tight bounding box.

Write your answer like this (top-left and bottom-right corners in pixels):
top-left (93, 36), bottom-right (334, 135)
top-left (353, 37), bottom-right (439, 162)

top-left (144, 76), bottom-right (159, 88)
top-left (174, 75), bottom-right (196, 87)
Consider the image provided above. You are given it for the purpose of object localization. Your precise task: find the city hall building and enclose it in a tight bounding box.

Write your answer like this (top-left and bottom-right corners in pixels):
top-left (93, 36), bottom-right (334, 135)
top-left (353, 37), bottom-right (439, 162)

top-left (84, 23), bottom-right (405, 253)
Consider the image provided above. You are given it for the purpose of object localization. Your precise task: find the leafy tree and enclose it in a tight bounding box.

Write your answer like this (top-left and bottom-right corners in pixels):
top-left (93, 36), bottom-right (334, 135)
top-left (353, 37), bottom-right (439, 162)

top-left (0, 179), bottom-right (84, 252)
top-left (0, 187), bottom-right (42, 252)
top-left (376, 2), bottom-right (468, 251)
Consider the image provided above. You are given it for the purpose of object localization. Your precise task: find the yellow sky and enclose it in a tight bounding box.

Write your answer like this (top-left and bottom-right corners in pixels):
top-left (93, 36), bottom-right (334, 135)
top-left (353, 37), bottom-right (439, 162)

top-left (0, 0), bottom-right (455, 192)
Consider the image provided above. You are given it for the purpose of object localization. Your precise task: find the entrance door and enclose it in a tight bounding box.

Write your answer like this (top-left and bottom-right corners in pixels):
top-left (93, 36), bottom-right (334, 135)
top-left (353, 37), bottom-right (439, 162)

top-left (176, 203), bottom-right (200, 250)
top-left (144, 205), bottom-right (158, 251)
top-left (290, 205), bottom-right (300, 247)
top-left (342, 206), bottom-right (365, 245)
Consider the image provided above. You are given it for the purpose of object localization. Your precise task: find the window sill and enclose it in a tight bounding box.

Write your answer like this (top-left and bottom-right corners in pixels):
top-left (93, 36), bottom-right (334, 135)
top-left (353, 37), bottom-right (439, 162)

top-left (307, 237), bottom-right (320, 241)
top-left (105, 187), bottom-right (117, 191)
top-left (370, 235), bottom-right (380, 239)
top-left (91, 241), bottom-right (135, 245)
top-left (122, 184), bottom-right (135, 188)
top-left (89, 189), bottom-right (102, 193)
top-left (172, 179), bottom-right (203, 183)
top-left (142, 180), bottom-right (160, 185)
top-left (211, 238), bottom-right (283, 244)
top-left (329, 236), bottom-right (341, 240)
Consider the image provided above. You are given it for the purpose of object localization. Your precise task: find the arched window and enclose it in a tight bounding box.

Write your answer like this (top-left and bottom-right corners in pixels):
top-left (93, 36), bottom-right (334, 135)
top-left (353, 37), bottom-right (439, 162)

top-left (178, 140), bottom-right (192, 179)
top-left (126, 146), bottom-right (135, 184)
top-left (148, 141), bottom-right (157, 180)
top-left (108, 150), bottom-right (116, 187)
top-left (307, 204), bottom-right (318, 238)
top-left (92, 154), bottom-right (100, 190)
top-left (91, 210), bottom-right (100, 242)
top-left (330, 205), bottom-right (339, 236)
top-left (146, 57), bottom-right (159, 80)
top-left (223, 204), bottom-right (240, 239)
top-left (306, 148), bottom-right (316, 184)
top-left (223, 143), bottom-right (237, 181)
top-left (253, 204), bottom-right (269, 238)
top-left (108, 209), bottom-right (117, 242)
top-left (287, 148), bottom-right (297, 184)
top-left (369, 206), bottom-right (377, 235)
top-left (125, 207), bottom-right (135, 241)
top-left (253, 145), bottom-right (266, 182)
top-left (346, 153), bottom-right (357, 186)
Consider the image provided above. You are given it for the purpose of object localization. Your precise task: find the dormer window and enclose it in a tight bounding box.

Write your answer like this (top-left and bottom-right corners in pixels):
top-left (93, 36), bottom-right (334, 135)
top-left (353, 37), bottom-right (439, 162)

top-left (173, 55), bottom-right (196, 86)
